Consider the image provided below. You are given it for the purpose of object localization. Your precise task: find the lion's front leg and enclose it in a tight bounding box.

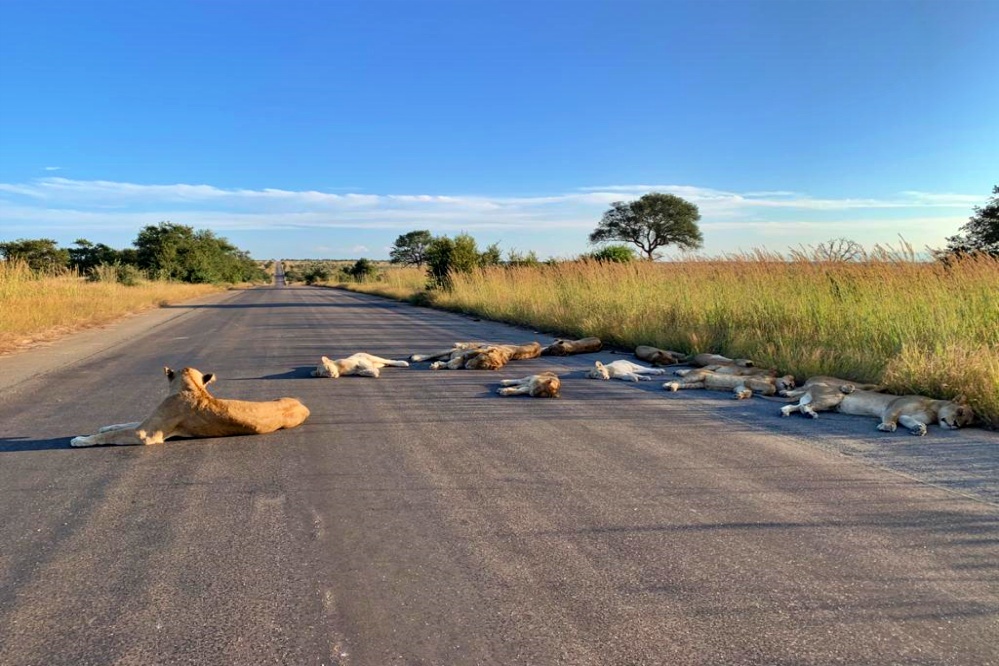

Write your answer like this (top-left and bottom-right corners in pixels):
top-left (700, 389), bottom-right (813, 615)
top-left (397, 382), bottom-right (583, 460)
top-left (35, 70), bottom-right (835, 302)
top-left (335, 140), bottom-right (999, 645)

top-left (98, 421), bottom-right (142, 433)
top-left (897, 414), bottom-right (929, 436)
top-left (497, 385), bottom-right (529, 396)
top-left (71, 427), bottom-right (147, 447)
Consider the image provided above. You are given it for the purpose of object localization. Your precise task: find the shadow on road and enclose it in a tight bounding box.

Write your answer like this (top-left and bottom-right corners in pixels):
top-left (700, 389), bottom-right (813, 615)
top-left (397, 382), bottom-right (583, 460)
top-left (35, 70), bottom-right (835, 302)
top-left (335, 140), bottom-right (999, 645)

top-left (0, 436), bottom-right (71, 452)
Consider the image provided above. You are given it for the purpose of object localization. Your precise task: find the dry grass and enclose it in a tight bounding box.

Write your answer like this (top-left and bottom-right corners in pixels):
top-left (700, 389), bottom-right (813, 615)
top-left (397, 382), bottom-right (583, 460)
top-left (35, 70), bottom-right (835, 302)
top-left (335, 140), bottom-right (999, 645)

top-left (345, 256), bottom-right (999, 427)
top-left (0, 261), bottom-right (224, 355)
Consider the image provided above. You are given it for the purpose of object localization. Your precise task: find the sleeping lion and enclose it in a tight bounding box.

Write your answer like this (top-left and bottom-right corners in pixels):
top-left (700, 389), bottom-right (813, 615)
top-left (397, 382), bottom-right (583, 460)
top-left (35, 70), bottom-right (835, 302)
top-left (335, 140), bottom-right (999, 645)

top-left (71, 366), bottom-right (310, 447)
top-left (312, 352), bottom-right (409, 378)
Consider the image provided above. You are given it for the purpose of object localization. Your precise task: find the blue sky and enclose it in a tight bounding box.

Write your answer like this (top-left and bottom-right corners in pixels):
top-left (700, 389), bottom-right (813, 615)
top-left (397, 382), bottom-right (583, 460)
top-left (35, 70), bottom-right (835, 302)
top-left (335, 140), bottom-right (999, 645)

top-left (1, 0), bottom-right (996, 260)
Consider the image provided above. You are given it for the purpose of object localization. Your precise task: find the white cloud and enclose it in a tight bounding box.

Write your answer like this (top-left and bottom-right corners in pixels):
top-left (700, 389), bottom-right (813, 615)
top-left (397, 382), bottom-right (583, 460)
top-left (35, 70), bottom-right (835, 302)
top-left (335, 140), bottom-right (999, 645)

top-left (0, 177), bottom-right (978, 255)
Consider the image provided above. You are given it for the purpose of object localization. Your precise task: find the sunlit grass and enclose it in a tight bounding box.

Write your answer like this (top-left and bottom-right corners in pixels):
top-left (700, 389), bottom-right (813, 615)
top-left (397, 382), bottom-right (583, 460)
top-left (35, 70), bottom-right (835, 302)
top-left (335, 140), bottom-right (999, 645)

top-left (345, 255), bottom-right (999, 427)
top-left (0, 260), bottom-right (224, 355)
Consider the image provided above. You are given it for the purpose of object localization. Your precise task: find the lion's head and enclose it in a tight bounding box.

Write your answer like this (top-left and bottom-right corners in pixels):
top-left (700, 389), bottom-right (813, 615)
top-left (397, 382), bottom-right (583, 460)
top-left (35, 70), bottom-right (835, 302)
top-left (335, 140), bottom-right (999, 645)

top-left (534, 373), bottom-right (561, 398)
top-left (165, 366), bottom-right (215, 394)
top-left (587, 361), bottom-right (611, 380)
top-left (939, 398), bottom-right (974, 430)
top-left (311, 356), bottom-right (339, 378)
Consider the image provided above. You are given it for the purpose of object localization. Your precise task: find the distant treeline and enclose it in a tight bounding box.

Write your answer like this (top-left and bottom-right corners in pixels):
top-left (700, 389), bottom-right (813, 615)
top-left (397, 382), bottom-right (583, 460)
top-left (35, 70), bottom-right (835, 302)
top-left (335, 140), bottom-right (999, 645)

top-left (0, 222), bottom-right (269, 284)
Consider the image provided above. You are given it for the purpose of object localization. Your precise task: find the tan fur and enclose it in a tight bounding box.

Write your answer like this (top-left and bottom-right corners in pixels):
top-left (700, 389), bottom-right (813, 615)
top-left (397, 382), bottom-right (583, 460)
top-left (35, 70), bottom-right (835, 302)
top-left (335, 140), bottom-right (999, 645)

top-left (780, 377), bottom-right (973, 435)
top-left (587, 360), bottom-right (668, 382)
top-left (430, 342), bottom-right (542, 371)
top-left (675, 365), bottom-right (779, 378)
top-left (634, 345), bottom-right (687, 366)
top-left (542, 337), bottom-right (603, 356)
top-left (779, 375), bottom-right (882, 418)
top-left (71, 367), bottom-right (310, 447)
top-left (312, 352), bottom-right (409, 378)
top-left (409, 342), bottom-right (485, 363)
top-left (837, 390), bottom-right (973, 436)
top-left (687, 353), bottom-right (755, 368)
top-left (497, 372), bottom-right (561, 398)
top-left (664, 369), bottom-right (794, 398)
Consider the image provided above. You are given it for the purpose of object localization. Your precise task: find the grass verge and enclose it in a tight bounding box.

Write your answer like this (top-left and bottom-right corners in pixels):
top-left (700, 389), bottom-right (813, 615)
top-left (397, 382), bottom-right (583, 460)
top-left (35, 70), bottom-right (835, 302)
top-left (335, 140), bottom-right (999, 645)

top-left (0, 261), bottom-right (226, 356)
top-left (342, 258), bottom-right (999, 428)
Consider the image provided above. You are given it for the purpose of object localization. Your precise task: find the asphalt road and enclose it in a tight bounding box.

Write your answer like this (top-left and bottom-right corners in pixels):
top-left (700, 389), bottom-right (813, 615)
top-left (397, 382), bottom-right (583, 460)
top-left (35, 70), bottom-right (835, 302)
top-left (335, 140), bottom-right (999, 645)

top-left (1, 284), bottom-right (997, 666)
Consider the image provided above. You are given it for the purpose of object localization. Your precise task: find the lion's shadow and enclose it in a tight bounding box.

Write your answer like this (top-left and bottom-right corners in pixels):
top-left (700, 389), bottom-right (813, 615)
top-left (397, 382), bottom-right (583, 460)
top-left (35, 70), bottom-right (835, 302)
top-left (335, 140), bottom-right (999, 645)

top-left (0, 436), bottom-right (72, 452)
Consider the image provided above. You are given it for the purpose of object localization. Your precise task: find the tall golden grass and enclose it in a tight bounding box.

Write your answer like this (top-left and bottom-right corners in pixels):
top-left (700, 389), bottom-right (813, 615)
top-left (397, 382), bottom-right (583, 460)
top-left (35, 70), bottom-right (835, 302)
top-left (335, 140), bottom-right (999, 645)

top-left (345, 254), bottom-right (999, 427)
top-left (0, 260), bottom-right (223, 355)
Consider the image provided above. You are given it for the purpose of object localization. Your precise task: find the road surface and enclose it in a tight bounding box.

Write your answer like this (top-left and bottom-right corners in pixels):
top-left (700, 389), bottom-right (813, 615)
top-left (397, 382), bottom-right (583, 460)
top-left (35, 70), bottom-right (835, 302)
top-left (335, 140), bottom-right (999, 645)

top-left (1, 284), bottom-right (997, 665)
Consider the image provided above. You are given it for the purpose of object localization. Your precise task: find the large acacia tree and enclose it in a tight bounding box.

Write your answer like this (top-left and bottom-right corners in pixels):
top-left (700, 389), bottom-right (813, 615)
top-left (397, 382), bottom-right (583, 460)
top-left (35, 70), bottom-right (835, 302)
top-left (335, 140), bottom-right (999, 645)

top-left (389, 230), bottom-right (433, 267)
top-left (945, 185), bottom-right (999, 257)
top-left (589, 192), bottom-right (703, 260)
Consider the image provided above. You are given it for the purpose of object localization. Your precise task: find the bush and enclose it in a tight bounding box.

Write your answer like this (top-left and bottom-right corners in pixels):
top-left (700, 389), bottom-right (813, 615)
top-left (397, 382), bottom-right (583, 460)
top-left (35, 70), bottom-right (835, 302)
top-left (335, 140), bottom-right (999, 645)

top-left (587, 244), bottom-right (636, 263)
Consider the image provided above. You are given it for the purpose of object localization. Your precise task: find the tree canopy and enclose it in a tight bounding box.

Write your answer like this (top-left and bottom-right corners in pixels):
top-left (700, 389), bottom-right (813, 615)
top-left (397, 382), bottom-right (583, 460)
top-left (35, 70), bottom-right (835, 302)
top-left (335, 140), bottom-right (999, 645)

top-left (945, 185), bottom-right (999, 257)
top-left (589, 192), bottom-right (703, 260)
top-left (0, 238), bottom-right (69, 273)
top-left (389, 230), bottom-right (433, 267)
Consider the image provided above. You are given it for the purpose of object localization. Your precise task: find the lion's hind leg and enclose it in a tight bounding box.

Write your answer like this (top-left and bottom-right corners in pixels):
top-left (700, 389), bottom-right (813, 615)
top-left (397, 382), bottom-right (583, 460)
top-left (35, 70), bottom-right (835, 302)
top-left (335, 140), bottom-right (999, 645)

top-left (663, 379), bottom-right (705, 392)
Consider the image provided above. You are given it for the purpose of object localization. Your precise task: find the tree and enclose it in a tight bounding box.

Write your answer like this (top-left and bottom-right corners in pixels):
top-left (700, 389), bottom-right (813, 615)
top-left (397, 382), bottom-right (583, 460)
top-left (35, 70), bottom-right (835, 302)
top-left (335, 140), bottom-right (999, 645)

top-left (425, 233), bottom-right (481, 290)
top-left (0, 238), bottom-right (69, 272)
top-left (589, 192), bottom-right (703, 260)
top-left (389, 230), bottom-right (433, 267)
top-left (346, 258), bottom-right (378, 281)
top-left (479, 242), bottom-right (503, 267)
top-left (133, 222), bottom-right (267, 283)
top-left (68, 238), bottom-right (127, 272)
top-left (945, 185), bottom-right (999, 257)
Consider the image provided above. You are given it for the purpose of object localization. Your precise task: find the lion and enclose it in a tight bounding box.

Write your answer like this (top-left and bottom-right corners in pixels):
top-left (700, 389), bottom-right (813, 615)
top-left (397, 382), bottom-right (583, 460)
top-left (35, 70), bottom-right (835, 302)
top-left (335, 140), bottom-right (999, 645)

top-left (634, 345), bottom-right (687, 366)
top-left (675, 365), bottom-right (779, 378)
top-left (781, 379), bottom-right (973, 435)
top-left (425, 341), bottom-right (542, 371)
top-left (686, 353), bottom-right (755, 368)
top-left (496, 372), bottom-right (562, 398)
top-left (587, 360), bottom-right (669, 382)
top-left (312, 352), bottom-right (409, 378)
top-left (541, 337), bottom-right (602, 356)
top-left (778, 375), bottom-right (884, 418)
top-left (409, 342), bottom-right (486, 363)
top-left (663, 368), bottom-right (795, 399)
top-left (70, 366), bottom-right (310, 447)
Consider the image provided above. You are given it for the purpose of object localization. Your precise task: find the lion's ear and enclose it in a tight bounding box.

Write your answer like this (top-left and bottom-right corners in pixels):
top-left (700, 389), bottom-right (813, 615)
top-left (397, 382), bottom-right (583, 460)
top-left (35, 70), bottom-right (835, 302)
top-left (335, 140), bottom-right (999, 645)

top-left (202, 373), bottom-right (216, 385)
top-left (595, 361), bottom-right (605, 369)
top-left (321, 356), bottom-right (331, 362)
top-left (164, 367), bottom-right (175, 380)
top-left (954, 394), bottom-right (968, 404)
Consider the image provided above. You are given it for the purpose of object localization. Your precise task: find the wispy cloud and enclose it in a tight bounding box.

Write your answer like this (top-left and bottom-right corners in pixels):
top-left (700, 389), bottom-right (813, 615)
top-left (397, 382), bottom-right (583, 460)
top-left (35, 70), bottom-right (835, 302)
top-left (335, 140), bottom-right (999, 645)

top-left (42, 166), bottom-right (63, 171)
top-left (0, 177), bottom-right (975, 254)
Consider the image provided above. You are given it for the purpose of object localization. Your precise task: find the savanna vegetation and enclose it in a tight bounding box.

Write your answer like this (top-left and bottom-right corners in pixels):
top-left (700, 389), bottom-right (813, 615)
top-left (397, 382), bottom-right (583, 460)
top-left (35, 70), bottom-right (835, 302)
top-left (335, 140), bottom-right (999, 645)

top-left (341, 248), bottom-right (999, 426)
top-left (0, 222), bottom-right (270, 355)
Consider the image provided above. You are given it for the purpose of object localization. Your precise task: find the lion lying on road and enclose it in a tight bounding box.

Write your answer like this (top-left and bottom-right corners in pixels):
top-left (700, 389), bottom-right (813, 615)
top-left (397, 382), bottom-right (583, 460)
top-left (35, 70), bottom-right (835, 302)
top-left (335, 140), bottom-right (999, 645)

top-left (70, 367), bottom-right (310, 447)
top-left (541, 337), bottom-right (602, 356)
top-left (410, 341), bottom-right (485, 363)
top-left (421, 342), bottom-right (542, 370)
top-left (497, 372), bottom-right (561, 398)
top-left (587, 360), bottom-right (668, 382)
top-left (687, 353), bottom-right (755, 368)
top-left (780, 377), bottom-right (972, 435)
top-left (778, 375), bottom-right (883, 418)
top-left (312, 353), bottom-right (409, 378)
top-left (664, 369), bottom-right (794, 399)
top-left (634, 345), bottom-right (687, 366)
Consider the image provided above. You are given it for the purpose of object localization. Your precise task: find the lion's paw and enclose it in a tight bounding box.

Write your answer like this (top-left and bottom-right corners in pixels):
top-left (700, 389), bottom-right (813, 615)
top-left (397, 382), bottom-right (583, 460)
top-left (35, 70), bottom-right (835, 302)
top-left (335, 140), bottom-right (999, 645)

top-left (877, 423), bottom-right (897, 433)
top-left (663, 382), bottom-right (680, 392)
top-left (909, 424), bottom-right (928, 436)
top-left (70, 436), bottom-right (93, 448)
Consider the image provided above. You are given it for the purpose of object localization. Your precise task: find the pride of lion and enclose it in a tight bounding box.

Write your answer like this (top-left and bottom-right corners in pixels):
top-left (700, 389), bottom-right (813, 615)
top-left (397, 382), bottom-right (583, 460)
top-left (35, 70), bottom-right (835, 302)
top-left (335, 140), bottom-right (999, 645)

top-left (71, 333), bottom-right (976, 447)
